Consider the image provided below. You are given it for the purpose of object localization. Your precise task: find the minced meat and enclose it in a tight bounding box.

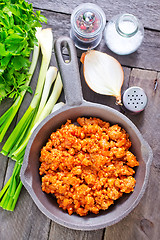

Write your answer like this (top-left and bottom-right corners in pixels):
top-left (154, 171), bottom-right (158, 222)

top-left (39, 117), bottom-right (139, 216)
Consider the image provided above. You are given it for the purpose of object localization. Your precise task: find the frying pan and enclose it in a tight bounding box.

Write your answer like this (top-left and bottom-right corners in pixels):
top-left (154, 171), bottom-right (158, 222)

top-left (20, 36), bottom-right (153, 230)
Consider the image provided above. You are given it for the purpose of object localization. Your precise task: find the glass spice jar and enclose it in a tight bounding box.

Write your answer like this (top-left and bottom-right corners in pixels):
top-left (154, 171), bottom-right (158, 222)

top-left (70, 3), bottom-right (106, 50)
top-left (104, 13), bottom-right (144, 55)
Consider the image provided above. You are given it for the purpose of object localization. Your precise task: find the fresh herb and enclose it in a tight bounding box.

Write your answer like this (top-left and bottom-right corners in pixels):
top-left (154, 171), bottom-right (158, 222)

top-left (1, 28), bottom-right (54, 157)
top-left (0, 28), bottom-right (63, 211)
top-left (0, 28), bottom-right (41, 142)
top-left (0, 0), bottom-right (47, 102)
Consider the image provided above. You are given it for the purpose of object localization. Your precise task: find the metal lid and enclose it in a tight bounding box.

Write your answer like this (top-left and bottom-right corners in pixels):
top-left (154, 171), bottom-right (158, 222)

top-left (122, 86), bottom-right (147, 113)
top-left (71, 3), bottom-right (106, 38)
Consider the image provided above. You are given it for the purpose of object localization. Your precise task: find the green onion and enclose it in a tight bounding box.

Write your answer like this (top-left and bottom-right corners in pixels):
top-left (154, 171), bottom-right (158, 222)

top-left (0, 29), bottom-right (63, 211)
top-left (0, 28), bottom-right (41, 142)
top-left (33, 66), bottom-right (58, 123)
top-left (12, 68), bottom-right (63, 160)
top-left (1, 28), bottom-right (53, 156)
top-left (51, 101), bottom-right (65, 113)
top-left (0, 160), bottom-right (23, 211)
top-left (33, 72), bottom-right (63, 127)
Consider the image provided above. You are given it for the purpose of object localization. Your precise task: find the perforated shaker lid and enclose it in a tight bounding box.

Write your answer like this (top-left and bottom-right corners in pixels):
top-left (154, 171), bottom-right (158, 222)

top-left (122, 86), bottom-right (147, 113)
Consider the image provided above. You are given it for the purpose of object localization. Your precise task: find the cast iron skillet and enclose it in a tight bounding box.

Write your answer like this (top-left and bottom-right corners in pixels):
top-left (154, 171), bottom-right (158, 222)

top-left (20, 36), bottom-right (153, 230)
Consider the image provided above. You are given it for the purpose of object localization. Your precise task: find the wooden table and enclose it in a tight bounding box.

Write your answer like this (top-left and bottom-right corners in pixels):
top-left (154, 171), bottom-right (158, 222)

top-left (0, 1), bottom-right (160, 239)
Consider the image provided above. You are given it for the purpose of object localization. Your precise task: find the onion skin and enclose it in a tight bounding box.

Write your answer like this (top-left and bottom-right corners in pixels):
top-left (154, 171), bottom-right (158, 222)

top-left (80, 52), bottom-right (86, 64)
top-left (115, 96), bottom-right (122, 105)
top-left (80, 50), bottom-right (124, 105)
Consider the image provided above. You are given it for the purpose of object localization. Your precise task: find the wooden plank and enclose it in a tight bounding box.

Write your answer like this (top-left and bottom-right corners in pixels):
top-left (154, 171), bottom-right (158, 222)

top-left (0, 55), bottom-right (52, 240)
top-left (0, 15), bottom-right (130, 239)
top-left (49, 222), bottom-right (104, 240)
top-left (0, 98), bottom-right (17, 189)
top-left (0, 45), bottom-right (131, 240)
top-left (80, 65), bottom-right (131, 110)
top-left (38, 9), bottom-right (160, 71)
top-left (103, 69), bottom-right (160, 240)
top-left (98, 28), bottom-right (160, 72)
top-left (0, 188), bottom-right (51, 240)
top-left (47, 67), bottom-right (131, 240)
top-left (0, 34), bottom-right (67, 240)
top-left (1, 56), bottom-right (43, 186)
top-left (28, 0), bottom-right (160, 31)
top-left (0, 5), bottom-right (159, 239)
top-left (0, 153), bottom-right (8, 189)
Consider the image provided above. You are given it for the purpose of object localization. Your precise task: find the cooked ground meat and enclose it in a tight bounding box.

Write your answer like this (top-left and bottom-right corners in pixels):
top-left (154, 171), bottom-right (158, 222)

top-left (39, 117), bottom-right (139, 216)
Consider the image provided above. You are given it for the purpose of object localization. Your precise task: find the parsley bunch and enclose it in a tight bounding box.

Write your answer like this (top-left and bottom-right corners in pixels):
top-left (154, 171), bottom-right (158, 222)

top-left (0, 0), bottom-right (47, 102)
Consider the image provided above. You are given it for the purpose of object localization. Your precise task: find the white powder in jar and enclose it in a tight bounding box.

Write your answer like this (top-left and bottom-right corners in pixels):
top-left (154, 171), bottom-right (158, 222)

top-left (104, 19), bottom-right (144, 55)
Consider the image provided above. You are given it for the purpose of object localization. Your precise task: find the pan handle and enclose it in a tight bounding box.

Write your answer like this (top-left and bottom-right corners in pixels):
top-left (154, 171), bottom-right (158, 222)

top-left (54, 36), bottom-right (83, 106)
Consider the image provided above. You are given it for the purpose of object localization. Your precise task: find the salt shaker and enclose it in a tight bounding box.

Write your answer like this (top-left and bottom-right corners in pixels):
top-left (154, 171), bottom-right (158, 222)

top-left (70, 3), bottom-right (106, 50)
top-left (104, 13), bottom-right (144, 55)
top-left (122, 86), bottom-right (148, 114)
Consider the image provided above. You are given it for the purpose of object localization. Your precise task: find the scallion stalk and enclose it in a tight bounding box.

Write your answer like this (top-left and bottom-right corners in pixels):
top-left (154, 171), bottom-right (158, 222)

top-left (0, 29), bottom-right (64, 211)
top-left (0, 159), bottom-right (23, 211)
top-left (0, 28), bottom-right (41, 142)
top-left (1, 28), bottom-right (53, 156)
top-left (51, 101), bottom-right (65, 113)
top-left (33, 72), bottom-right (63, 128)
top-left (12, 70), bottom-right (63, 160)
top-left (33, 66), bottom-right (58, 122)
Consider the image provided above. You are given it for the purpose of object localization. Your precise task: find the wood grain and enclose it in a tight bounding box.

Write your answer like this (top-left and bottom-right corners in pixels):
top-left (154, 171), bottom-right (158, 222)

top-left (46, 66), bottom-right (131, 240)
top-left (0, 1), bottom-right (160, 239)
top-left (49, 222), bottom-right (104, 240)
top-left (0, 98), bottom-right (18, 189)
top-left (38, 9), bottom-right (160, 71)
top-left (103, 69), bottom-right (160, 240)
top-left (80, 65), bottom-right (131, 110)
top-left (0, 188), bottom-right (51, 240)
top-left (28, 0), bottom-right (160, 31)
top-left (98, 29), bottom-right (160, 72)
top-left (0, 39), bottom-right (131, 240)
top-left (0, 55), bottom-right (52, 240)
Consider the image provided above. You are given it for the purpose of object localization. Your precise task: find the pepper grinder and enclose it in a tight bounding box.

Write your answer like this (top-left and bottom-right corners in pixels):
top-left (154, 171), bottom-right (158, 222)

top-left (70, 3), bottom-right (106, 50)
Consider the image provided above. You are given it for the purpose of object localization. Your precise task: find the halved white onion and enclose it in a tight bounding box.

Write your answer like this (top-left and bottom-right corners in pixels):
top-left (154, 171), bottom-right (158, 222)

top-left (81, 50), bottom-right (124, 104)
